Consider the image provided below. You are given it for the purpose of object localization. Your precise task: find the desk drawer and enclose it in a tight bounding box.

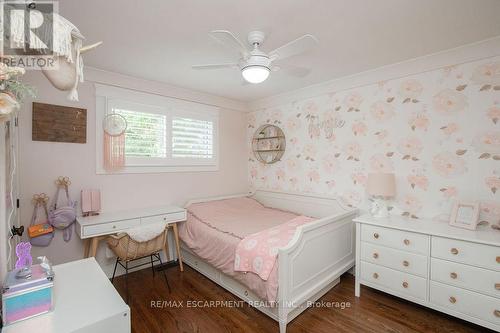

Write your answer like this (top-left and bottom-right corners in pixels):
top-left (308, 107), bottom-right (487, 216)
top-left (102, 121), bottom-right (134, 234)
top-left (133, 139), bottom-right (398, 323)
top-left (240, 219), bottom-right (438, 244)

top-left (361, 224), bottom-right (429, 255)
top-left (360, 261), bottom-right (427, 302)
top-left (141, 211), bottom-right (186, 225)
top-left (83, 218), bottom-right (140, 237)
top-left (431, 258), bottom-right (500, 298)
top-left (361, 242), bottom-right (428, 277)
top-left (431, 237), bottom-right (500, 272)
top-left (430, 281), bottom-right (500, 326)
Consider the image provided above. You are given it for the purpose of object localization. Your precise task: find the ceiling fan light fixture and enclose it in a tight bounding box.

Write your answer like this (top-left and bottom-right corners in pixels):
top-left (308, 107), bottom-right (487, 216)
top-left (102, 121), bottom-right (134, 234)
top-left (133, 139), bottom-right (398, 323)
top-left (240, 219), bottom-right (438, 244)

top-left (242, 65), bottom-right (270, 84)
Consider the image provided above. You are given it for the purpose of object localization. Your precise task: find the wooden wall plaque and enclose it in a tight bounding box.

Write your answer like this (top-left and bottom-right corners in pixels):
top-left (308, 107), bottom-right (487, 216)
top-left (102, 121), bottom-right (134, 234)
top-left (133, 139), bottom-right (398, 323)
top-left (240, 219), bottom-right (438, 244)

top-left (32, 102), bottom-right (87, 143)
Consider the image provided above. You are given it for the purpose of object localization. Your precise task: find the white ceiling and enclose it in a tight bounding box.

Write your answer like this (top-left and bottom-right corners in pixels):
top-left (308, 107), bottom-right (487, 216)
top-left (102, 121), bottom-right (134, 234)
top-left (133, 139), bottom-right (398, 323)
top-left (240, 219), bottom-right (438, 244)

top-left (61, 0), bottom-right (500, 103)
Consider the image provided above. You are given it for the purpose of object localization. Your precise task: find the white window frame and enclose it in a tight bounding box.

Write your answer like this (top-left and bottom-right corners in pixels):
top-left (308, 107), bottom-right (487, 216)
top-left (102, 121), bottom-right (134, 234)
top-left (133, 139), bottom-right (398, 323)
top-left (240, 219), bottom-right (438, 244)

top-left (95, 84), bottom-right (219, 174)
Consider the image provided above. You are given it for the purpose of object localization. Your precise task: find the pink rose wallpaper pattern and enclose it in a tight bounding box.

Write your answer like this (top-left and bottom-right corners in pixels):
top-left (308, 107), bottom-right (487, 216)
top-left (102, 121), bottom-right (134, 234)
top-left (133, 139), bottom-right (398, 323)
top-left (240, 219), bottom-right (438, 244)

top-left (248, 57), bottom-right (500, 225)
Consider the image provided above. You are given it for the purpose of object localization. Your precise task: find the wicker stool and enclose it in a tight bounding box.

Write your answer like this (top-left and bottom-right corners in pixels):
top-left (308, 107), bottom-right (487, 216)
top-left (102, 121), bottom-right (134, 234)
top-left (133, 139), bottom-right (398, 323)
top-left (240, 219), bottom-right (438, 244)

top-left (107, 226), bottom-right (171, 303)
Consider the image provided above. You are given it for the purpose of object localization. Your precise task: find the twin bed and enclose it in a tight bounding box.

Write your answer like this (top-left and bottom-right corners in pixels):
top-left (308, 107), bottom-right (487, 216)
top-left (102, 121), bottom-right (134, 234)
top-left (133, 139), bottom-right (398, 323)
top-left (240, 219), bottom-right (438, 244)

top-left (179, 190), bottom-right (357, 333)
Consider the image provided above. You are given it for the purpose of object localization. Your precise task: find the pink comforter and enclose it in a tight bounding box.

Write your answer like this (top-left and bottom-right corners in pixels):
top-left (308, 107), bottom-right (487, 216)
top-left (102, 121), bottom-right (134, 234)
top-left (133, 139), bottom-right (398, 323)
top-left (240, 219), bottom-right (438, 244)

top-left (179, 197), bottom-right (298, 302)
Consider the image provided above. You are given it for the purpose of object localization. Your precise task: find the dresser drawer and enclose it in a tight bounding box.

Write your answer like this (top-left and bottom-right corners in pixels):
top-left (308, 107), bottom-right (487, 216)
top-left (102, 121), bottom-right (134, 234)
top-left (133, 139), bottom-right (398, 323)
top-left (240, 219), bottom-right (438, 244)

top-left (141, 211), bottom-right (186, 225)
top-left (431, 258), bottom-right (500, 299)
top-left (430, 281), bottom-right (500, 326)
top-left (83, 218), bottom-right (140, 237)
top-left (361, 242), bottom-right (428, 277)
top-left (361, 224), bottom-right (429, 255)
top-left (360, 261), bottom-right (427, 302)
top-left (431, 237), bottom-right (500, 272)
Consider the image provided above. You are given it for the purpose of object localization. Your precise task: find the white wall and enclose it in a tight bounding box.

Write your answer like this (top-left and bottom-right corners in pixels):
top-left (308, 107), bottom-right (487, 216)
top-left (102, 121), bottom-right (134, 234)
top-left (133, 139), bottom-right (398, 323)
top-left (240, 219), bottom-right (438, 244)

top-left (17, 69), bottom-right (249, 274)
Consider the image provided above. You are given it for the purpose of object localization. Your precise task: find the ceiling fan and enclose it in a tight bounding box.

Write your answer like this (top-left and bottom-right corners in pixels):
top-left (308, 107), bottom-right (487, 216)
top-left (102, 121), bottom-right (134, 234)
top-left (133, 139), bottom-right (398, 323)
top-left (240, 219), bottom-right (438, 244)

top-left (192, 30), bottom-right (318, 84)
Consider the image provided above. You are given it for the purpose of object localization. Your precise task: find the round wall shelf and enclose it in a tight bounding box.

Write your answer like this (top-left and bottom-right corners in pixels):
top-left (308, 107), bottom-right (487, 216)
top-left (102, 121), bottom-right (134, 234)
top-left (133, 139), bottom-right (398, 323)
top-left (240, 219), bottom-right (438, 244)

top-left (252, 124), bottom-right (286, 164)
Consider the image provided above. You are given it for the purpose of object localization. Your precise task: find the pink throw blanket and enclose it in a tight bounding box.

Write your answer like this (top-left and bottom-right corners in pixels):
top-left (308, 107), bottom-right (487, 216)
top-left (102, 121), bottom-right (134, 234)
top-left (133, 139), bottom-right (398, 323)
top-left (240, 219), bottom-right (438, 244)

top-left (234, 215), bottom-right (315, 280)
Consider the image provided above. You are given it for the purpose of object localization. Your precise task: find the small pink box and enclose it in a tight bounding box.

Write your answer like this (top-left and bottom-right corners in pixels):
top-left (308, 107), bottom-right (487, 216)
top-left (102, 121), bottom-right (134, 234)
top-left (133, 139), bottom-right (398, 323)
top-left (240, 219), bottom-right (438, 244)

top-left (81, 190), bottom-right (101, 216)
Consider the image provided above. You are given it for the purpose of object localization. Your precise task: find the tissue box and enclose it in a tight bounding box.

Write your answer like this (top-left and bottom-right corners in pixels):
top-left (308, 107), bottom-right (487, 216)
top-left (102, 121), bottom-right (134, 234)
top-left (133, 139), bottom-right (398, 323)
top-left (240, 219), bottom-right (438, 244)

top-left (2, 265), bottom-right (54, 325)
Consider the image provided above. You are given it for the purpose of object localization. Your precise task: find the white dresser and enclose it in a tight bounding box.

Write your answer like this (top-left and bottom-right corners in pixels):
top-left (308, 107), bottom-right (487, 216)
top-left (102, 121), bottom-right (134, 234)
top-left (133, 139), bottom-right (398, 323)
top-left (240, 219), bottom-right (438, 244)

top-left (3, 258), bottom-right (130, 333)
top-left (354, 214), bottom-right (500, 332)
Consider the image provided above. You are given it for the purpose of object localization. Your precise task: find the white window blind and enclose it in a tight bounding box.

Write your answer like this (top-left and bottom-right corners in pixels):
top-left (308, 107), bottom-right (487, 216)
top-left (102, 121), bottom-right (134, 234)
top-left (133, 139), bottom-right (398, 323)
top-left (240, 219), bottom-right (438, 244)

top-left (115, 109), bottom-right (167, 158)
top-left (172, 117), bottom-right (214, 158)
top-left (97, 86), bottom-right (219, 174)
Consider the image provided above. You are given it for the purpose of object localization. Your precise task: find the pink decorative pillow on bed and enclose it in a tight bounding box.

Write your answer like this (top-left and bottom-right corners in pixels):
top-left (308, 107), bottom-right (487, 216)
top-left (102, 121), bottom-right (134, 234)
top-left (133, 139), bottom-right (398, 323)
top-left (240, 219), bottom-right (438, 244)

top-left (234, 215), bottom-right (315, 280)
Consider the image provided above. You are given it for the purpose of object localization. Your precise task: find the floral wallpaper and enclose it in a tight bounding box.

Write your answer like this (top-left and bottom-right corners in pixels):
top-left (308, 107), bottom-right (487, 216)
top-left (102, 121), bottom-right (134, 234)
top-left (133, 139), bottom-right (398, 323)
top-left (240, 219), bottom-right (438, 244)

top-left (248, 57), bottom-right (500, 225)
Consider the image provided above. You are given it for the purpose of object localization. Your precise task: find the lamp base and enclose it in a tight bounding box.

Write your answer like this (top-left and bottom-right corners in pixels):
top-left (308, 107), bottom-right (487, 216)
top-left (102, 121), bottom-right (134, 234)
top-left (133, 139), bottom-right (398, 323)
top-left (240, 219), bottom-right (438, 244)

top-left (370, 199), bottom-right (390, 218)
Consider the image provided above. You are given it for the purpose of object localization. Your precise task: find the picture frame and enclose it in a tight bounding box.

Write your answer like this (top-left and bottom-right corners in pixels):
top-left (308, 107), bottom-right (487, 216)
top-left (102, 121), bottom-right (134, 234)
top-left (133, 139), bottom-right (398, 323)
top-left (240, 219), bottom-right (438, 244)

top-left (449, 201), bottom-right (480, 230)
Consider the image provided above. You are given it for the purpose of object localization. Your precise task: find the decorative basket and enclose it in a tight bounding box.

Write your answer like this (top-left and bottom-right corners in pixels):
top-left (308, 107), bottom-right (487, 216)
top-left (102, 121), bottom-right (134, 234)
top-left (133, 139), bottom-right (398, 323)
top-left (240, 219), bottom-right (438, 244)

top-left (107, 228), bottom-right (167, 261)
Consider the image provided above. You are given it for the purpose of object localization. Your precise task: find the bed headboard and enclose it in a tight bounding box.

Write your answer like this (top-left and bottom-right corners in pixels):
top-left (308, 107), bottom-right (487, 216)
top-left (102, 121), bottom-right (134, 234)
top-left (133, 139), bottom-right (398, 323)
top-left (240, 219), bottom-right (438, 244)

top-left (250, 189), bottom-right (354, 218)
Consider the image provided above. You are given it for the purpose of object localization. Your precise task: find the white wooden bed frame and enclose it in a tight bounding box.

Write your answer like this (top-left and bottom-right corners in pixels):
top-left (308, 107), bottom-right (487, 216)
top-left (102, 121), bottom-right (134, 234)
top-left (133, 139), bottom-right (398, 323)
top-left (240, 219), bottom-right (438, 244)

top-left (182, 190), bottom-right (358, 333)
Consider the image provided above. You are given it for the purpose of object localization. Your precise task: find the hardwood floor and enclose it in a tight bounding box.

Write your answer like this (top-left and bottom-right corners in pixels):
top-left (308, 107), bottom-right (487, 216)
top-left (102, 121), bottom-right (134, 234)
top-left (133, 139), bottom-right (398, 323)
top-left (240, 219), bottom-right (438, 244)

top-left (112, 265), bottom-right (489, 333)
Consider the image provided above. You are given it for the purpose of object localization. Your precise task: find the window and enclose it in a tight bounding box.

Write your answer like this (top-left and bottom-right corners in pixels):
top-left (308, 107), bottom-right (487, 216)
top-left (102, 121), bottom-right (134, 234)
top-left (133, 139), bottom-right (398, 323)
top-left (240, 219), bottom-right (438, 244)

top-left (96, 84), bottom-right (219, 173)
top-left (172, 117), bottom-right (214, 159)
top-left (116, 109), bottom-right (167, 159)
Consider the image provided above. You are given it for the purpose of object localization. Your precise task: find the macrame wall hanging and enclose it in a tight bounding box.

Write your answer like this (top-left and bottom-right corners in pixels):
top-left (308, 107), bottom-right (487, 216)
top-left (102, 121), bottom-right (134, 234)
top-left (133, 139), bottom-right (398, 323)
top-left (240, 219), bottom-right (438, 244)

top-left (103, 113), bottom-right (127, 170)
top-left (5, 2), bottom-right (103, 101)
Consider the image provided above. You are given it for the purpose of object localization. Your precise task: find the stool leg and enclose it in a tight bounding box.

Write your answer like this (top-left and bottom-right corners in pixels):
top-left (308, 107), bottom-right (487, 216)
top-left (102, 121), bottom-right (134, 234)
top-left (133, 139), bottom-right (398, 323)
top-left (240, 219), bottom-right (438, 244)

top-left (111, 258), bottom-right (119, 283)
top-left (157, 254), bottom-right (171, 293)
top-left (150, 255), bottom-right (155, 277)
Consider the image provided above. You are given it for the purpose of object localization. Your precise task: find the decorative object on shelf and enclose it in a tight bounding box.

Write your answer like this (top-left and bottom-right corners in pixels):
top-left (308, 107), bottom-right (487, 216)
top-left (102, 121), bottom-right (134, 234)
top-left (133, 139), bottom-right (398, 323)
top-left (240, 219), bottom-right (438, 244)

top-left (28, 193), bottom-right (54, 247)
top-left (81, 189), bottom-right (101, 217)
top-left (103, 113), bottom-right (127, 170)
top-left (14, 242), bottom-right (32, 279)
top-left (48, 176), bottom-right (77, 242)
top-left (32, 102), bottom-right (87, 143)
top-left (367, 173), bottom-right (396, 218)
top-left (2, 259), bottom-right (54, 326)
top-left (252, 124), bottom-right (286, 164)
top-left (449, 201), bottom-right (479, 230)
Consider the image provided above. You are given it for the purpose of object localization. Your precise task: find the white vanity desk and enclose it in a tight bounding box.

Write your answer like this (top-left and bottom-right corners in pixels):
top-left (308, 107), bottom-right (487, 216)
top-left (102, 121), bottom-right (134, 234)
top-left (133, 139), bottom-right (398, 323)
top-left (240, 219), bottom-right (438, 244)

top-left (354, 214), bottom-right (500, 332)
top-left (76, 205), bottom-right (187, 270)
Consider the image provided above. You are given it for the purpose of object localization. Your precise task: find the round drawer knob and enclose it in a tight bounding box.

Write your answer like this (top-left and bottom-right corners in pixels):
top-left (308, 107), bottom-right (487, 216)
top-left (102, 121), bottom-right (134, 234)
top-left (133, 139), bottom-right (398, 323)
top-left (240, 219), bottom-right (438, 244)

top-left (449, 296), bottom-right (456, 304)
top-left (403, 239), bottom-right (410, 246)
top-left (112, 225), bottom-right (116, 229)
top-left (244, 290), bottom-right (249, 296)
top-left (450, 272), bottom-right (458, 279)
top-left (402, 281), bottom-right (408, 288)
top-left (373, 233), bottom-right (379, 239)
top-left (402, 260), bottom-right (409, 267)
top-left (494, 310), bottom-right (500, 318)
top-left (373, 253), bottom-right (379, 259)
top-left (373, 273), bottom-right (379, 279)
top-left (450, 248), bottom-right (459, 255)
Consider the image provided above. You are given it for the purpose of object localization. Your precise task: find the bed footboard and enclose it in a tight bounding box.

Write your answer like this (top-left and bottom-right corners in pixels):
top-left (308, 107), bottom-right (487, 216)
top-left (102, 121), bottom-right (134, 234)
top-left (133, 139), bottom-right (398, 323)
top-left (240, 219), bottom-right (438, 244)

top-left (277, 211), bottom-right (356, 332)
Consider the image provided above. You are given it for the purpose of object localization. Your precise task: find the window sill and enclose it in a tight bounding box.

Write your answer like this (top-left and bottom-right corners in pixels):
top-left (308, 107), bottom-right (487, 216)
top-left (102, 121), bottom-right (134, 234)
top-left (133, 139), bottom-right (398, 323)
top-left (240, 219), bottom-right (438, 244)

top-left (96, 164), bottom-right (219, 175)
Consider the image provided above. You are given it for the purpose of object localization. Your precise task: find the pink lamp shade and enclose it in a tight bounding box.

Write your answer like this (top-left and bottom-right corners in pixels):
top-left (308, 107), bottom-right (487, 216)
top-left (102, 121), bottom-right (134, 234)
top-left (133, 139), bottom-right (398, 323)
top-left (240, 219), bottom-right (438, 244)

top-left (367, 173), bottom-right (396, 197)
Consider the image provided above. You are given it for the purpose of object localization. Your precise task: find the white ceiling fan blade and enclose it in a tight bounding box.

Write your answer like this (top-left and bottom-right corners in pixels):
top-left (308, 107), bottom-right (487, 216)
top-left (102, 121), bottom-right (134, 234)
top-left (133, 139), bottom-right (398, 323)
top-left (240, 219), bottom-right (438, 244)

top-left (209, 30), bottom-right (249, 58)
top-left (273, 64), bottom-right (311, 77)
top-left (269, 34), bottom-right (318, 61)
top-left (192, 63), bottom-right (239, 70)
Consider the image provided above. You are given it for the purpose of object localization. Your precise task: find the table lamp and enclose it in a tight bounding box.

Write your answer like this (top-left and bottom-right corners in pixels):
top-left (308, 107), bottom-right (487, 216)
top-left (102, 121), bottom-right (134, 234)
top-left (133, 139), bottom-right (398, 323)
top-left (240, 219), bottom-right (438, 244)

top-left (367, 173), bottom-right (396, 218)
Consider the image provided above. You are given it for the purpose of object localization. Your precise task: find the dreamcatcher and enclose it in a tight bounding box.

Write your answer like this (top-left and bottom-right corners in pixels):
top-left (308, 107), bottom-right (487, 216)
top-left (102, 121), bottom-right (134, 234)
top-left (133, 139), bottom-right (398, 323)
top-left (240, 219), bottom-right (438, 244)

top-left (103, 113), bottom-right (127, 170)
